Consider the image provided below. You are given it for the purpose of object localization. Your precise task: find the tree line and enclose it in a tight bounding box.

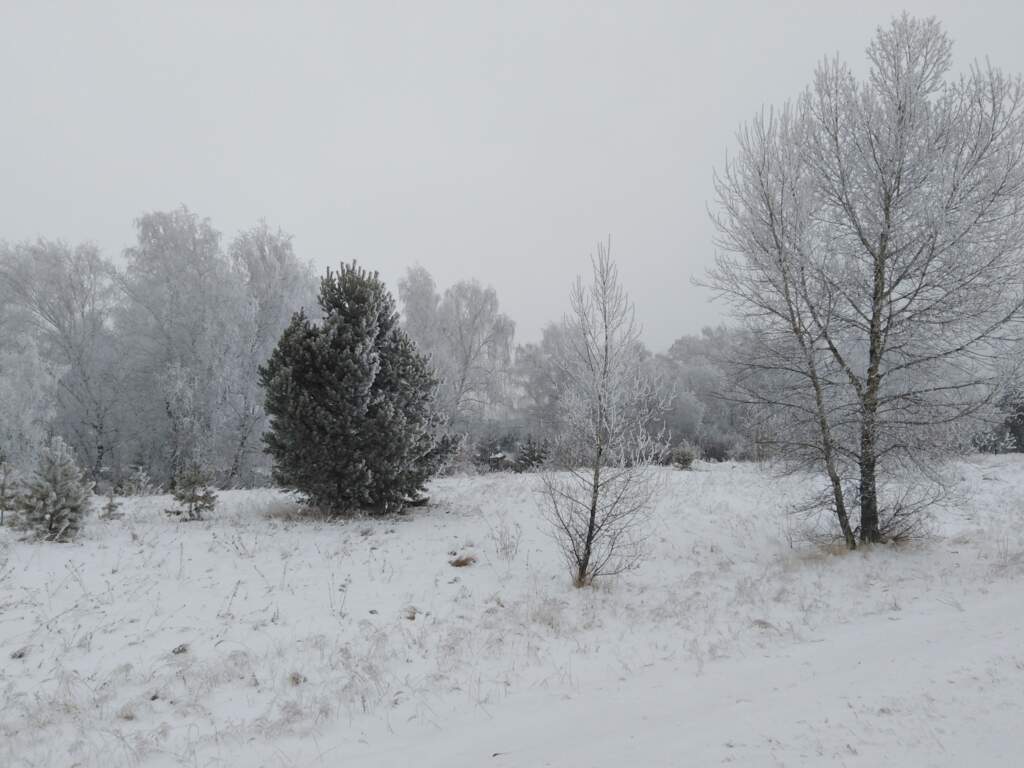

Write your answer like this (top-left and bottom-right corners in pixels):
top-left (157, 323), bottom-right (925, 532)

top-left (0, 211), bottom-right (749, 491)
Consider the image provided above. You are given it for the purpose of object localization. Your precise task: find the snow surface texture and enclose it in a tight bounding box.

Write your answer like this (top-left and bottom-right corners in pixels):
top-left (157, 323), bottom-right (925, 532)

top-left (2, 458), bottom-right (1023, 767)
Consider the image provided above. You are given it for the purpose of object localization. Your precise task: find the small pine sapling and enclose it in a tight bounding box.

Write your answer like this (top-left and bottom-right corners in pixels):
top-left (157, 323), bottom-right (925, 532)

top-left (15, 437), bottom-right (94, 542)
top-left (166, 463), bottom-right (217, 521)
top-left (99, 490), bottom-right (123, 521)
top-left (513, 436), bottom-right (549, 473)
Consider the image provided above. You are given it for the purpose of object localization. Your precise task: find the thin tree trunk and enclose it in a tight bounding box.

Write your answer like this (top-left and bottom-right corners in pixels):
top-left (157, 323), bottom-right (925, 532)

top-left (577, 461), bottom-right (602, 587)
top-left (859, 231), bottom-right (887, 544)
top-left (809, 368), bottom-right (856, 549)
top-left (786, 261), bottom-right (856, 549)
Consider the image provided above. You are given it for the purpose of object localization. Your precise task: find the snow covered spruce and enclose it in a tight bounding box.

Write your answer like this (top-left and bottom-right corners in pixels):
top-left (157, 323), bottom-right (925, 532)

top-left (259, 261), bottom-right (456, 514)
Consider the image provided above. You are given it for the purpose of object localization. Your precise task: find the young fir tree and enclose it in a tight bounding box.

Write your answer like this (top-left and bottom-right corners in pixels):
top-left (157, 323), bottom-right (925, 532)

top-left (165, 462), bottom-right (217, 521)
top-left (16, 437), bottom-right (94, 542)
top-left (99, 490), bottom-right (123, 520)
top-left (513, 436), bottom-right (548, 473)
top-left (260, 261), bottom-right (453, 514)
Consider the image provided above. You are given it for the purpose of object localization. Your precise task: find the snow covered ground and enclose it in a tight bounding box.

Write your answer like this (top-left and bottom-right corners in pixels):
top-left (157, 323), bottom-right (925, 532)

top-left (2, 457), bottom-right (1024, 767)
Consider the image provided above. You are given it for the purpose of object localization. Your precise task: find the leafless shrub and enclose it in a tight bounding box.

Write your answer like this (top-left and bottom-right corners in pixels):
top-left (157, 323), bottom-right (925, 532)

top-left (486, 512), bottom-right (522, 566)
top-left (784, 479), bottom-right (940, 549)
top-left (669, 443), bottom-right (697, 471)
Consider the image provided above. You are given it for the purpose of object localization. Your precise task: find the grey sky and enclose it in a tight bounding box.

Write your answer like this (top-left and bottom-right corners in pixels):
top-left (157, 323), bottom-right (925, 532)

top-left (3, 1), bottom-right (1022, 350)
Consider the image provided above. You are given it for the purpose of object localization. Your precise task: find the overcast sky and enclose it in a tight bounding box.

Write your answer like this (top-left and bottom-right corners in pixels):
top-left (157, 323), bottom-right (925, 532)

top-left (3, 1), bottom-right (1023, 350)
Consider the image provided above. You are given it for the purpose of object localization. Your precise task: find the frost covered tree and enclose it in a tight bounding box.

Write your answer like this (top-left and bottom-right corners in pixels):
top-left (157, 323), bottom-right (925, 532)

top-left (436, 280), bottom-right (516, 431)
top-left (540, 240), bottom-right (667, 587)
top-left (0, 249), bottom-right (57, 474)
top-left (514, 322), bottom-right (572, 443)
top-left (116, 207), bottom-right (235, 484)
top-left (0, 240), bottom-right (122, 482)
top-left (708, 106), bottom-right (859, 548)
top-left (116, 207), bottom-right (299, 487)
top-left (1, 210), bottom-right (319, 489)
top-left (397, 265), bottom-right (442, 353)
top-left (221, 223), bottom-right (318, 486)
top-left (0, 338), bottom-right (59, 475)
top-left (658, 327), bottom-right (756, 460)
top-left (260, 262), bottom-right (453, 514)
top-left (16, 437), bottom-right (94, 542)
top-left (710, 15), bottom-right (1024, 543)
top-left (398, 267), bottom-right (516, 435)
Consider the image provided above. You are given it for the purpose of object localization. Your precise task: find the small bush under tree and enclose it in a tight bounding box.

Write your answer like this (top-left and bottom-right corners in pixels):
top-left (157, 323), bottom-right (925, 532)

top-left (15, 437), bottom-right (94, 542)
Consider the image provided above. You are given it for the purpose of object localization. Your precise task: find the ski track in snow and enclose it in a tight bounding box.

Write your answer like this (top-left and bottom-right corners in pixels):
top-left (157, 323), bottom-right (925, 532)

top-left (2, 457), bottom-right (1023, 767)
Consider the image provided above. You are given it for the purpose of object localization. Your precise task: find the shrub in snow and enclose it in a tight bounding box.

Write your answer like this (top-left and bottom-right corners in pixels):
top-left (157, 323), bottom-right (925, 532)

top-left (122, 465), bottom-right (158, 496)
top-left (670, 443), bottom-right (697, 470)
top-left (973, 426), bottom-right (1018, 455)
top-left (474, 433), bottom-right (517, 472)
top-left (513, 436), bottom-right (548, 473)
top-left (487, 512), bottom-right (523, 565)
top-left (260, 261), bottom-right (455, 514)
top-left (166, 462), bottom-right (217, 521)
top-left (15, 437), bottom-right (93, 542)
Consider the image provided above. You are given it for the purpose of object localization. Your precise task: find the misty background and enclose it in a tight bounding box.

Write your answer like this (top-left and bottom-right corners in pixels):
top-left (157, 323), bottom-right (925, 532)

top-left (3, 0), bottom-right (1023, 350)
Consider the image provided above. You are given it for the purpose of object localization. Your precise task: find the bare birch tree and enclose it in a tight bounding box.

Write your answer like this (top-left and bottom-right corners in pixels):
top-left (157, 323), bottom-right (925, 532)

top-left (540, 240), bottom-right (666, 587)
top-left (709, 106), bottom-right (859, 548)
top-left (710, 14), bottom-right (1024, 544)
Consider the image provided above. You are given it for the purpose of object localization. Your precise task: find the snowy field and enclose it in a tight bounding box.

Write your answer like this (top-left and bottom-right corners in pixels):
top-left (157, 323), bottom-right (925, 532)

top-left (3, 457), bottom-right (1024, 767)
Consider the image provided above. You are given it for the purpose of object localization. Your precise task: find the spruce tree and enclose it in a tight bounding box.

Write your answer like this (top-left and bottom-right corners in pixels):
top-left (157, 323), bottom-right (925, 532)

top-left (514, 436), bottom-right (549, 473)
top-left (165, 462), bottom-right (217, 521)
top-left (16, 437), bottom-right (93, 542)
top-left (260, 262), bottom-right (452, 514)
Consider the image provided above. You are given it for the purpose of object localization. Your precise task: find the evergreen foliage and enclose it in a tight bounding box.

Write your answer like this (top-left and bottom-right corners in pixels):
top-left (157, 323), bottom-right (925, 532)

top-left (15, 437), bottom-right (93, 541)
top-left (166, 462), bottom-right (217, 521)
top-left (513, 436), bottom-right (548, 473)
top-left (99, 490), bottom-right (123, 520)
top-left (260, 262), bottom-right (454, 514)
